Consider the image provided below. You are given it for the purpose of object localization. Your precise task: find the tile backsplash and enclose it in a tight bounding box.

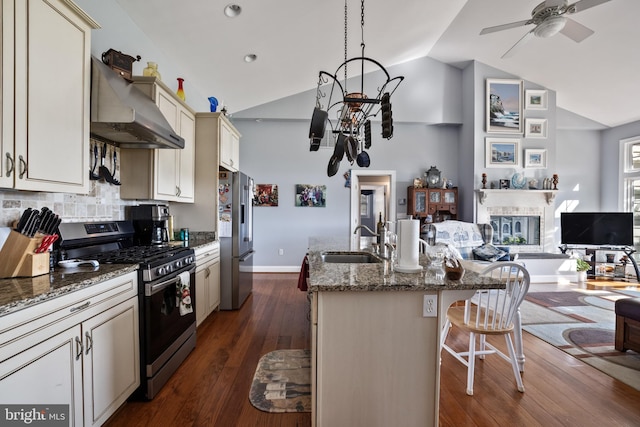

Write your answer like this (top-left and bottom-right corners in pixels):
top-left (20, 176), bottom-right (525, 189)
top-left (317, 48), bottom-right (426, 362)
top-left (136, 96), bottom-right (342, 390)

top-left (0, 179), bottom-right (135, 227)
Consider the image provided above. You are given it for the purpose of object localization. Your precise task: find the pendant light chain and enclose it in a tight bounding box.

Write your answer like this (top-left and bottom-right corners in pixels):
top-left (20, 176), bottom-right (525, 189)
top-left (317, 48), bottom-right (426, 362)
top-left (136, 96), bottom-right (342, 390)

top-left (344, 0), bottom-right (348, 87)
top-left (361, 0), bottom-right (365, 55)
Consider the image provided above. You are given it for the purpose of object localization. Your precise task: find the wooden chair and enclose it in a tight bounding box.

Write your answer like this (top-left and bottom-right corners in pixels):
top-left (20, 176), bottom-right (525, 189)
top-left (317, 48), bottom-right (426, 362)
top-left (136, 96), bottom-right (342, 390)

top-left (441, 262), bottom-right (530, 395)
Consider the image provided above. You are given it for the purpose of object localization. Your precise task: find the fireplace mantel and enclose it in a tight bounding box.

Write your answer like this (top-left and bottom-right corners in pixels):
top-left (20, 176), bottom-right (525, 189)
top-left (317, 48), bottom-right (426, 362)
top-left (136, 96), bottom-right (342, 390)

top-left (476, 189), bottom-right (557, 205)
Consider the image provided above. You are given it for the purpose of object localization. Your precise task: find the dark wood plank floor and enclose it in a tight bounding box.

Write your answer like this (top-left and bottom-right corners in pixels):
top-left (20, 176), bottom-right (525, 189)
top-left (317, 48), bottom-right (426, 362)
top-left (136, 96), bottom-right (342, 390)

top-left (105, 273), bottom-right (640, 426)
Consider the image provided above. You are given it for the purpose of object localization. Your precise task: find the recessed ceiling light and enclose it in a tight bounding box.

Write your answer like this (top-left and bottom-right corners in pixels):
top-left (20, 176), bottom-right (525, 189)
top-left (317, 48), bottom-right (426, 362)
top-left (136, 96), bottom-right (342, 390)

top-left (224, 4), bottom-right (242, 18)
top-left (244, 54), bottom-right (257, 63)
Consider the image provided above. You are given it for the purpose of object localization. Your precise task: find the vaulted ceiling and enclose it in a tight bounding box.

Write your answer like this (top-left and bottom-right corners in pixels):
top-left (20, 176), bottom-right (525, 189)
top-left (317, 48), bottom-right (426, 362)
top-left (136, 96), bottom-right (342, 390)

top-left (116, 0), bottom-right (639, 128)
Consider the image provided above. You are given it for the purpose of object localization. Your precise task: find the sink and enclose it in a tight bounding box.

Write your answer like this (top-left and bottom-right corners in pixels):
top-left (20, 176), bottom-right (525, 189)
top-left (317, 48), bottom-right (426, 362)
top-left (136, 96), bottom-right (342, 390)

top-left (321, 251), bottom-right (382, 263)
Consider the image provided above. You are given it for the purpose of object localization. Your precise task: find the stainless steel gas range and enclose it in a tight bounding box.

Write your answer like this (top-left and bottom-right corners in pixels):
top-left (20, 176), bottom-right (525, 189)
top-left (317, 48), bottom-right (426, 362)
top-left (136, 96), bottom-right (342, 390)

top-left (57, 221), bottom-right (196, 400)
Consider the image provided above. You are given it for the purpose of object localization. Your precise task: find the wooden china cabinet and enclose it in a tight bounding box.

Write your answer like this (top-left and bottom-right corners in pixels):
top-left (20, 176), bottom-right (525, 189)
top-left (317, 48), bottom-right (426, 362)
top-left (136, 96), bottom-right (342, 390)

top-left (407, 186), bottom-right (458, 223)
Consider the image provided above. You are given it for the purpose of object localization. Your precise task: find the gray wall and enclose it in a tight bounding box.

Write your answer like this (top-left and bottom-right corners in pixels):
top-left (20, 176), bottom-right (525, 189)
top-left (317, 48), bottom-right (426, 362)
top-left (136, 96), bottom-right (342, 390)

top-left (19, 0), bottom-right (633, 271)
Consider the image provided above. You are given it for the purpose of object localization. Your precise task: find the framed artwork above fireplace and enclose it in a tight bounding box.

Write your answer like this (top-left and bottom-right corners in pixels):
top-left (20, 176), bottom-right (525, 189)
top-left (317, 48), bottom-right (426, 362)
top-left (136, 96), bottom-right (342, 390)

top-left (485, 137), bottom-right (519, 168)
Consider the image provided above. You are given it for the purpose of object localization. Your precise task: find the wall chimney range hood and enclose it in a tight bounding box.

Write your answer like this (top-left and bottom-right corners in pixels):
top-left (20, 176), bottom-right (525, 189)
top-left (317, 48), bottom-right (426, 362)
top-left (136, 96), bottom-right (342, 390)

top-left (90, 56), bottom-right (185, 149)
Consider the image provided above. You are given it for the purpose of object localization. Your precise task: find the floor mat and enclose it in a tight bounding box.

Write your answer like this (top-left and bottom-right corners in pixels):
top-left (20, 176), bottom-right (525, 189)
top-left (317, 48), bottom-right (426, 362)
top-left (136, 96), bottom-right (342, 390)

top-left (249, 349), bottom-right (311, 413)
top-left (521, 290), bottom-right (640, 390)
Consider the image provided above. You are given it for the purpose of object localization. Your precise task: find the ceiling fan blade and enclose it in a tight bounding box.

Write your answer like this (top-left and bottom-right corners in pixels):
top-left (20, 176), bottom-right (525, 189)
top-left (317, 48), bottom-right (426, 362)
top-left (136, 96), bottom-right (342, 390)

top-left (559, 17), bottom-right (594, 42)
top-left (544, 0), bottom-right (567, 8)
top-left (480, 19), bottom-right (532, 35)
top-left (567, 0), bottom-right (611, 13)
top-left (502, 30), bottom-right (535, 59)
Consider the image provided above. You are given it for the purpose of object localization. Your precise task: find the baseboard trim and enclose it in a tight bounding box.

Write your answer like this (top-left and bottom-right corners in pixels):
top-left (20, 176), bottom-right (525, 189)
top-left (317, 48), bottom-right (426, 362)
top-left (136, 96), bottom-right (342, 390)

top-left (252, 266), bottom-right (301, 273)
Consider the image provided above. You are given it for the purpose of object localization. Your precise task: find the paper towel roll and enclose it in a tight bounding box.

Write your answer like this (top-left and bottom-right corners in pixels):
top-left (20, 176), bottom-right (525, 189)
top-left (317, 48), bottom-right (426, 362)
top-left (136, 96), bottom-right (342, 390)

top-left (397, 219), bottom-right (420, 268)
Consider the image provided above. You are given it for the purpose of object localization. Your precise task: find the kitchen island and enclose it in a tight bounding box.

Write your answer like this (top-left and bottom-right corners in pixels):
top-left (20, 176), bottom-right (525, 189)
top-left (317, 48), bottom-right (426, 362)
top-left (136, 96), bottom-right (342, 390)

top-left (307, 237), bottom-right (503, 427)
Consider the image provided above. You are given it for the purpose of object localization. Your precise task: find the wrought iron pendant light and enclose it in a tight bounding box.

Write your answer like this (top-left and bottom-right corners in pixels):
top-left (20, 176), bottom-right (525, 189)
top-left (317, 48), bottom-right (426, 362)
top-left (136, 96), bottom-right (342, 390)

top-left (309, 0), bottom-right (404, 176)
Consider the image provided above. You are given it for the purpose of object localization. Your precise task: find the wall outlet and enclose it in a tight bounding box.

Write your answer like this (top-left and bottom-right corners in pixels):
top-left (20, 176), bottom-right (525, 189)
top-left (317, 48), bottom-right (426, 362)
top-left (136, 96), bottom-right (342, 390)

top-left (423, 294), bottom-right (437, 317)
top-left (278, 248), bottom-right (284, 255)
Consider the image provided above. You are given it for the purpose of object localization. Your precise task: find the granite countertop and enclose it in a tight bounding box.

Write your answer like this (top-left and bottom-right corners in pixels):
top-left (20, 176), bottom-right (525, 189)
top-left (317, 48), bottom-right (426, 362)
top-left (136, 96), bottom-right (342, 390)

top-left (307, 236), bottom-right (502, 292)
top-left (0, 264), bottom-right (139, 317)
top-left (0, 232), bottom-right (219, 319)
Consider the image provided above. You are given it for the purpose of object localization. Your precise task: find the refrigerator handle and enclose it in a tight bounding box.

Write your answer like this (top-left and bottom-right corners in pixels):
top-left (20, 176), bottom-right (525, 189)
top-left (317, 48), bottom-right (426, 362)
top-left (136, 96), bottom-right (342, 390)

top-left (246, 181), bottom-right (254, 243)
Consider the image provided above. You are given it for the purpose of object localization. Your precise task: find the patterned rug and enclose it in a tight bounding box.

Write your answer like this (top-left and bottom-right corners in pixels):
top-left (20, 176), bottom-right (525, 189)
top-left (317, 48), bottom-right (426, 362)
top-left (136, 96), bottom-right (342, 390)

top-left (249, 349), bottom-right (311, 413)
top-left (521, 289), bottom-right (640, 390)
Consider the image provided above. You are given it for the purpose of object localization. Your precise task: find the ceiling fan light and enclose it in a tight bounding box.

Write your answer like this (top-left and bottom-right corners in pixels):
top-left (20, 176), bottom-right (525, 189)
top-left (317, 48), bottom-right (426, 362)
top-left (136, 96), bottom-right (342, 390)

top-left (533, 16), bottom-right (566, 38)
top-left (224, 4), bottom-right (242, 18)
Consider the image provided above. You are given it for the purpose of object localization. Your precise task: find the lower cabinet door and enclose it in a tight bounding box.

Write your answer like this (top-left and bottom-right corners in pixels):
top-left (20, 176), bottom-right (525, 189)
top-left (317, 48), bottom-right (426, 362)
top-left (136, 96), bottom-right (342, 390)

top-left (82, 296), bottom-right (140, 427)
top-left (0, 324), bottom-right (84, 425)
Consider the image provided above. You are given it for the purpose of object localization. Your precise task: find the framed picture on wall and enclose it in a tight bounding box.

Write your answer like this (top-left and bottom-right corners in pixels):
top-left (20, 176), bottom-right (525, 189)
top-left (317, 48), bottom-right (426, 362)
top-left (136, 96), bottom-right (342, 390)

top-left (295, 184), bottom-right (326, 207)
top-left (486, 78), bottom-right (523, 134)
top-left (485, 137), bottom-right (519, 168)
top-left (525, 89), bottom-right (548, 110)
top-left (253, 184), bottom-right (279, 206)
top-left (525, 118), bottom-right (547, 138)
top-left (524, 149), bottom-right (547, 168)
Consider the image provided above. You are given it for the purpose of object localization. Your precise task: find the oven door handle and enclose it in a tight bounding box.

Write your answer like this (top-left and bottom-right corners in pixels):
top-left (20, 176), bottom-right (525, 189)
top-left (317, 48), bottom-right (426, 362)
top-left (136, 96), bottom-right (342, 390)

top-left (146, 267), bottom-right (194, 296)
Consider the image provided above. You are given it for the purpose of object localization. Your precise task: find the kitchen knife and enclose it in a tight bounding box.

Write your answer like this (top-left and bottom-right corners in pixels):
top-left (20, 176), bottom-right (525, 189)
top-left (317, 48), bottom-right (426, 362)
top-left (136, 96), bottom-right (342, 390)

top-left (21, 209), bottom-right (38, 236)
top-left (15, 208), bottom-right (32, 233)
top-left (26, 211), bottom-right (42, 237)
top-left (39, 209), bottom-right (55, 234)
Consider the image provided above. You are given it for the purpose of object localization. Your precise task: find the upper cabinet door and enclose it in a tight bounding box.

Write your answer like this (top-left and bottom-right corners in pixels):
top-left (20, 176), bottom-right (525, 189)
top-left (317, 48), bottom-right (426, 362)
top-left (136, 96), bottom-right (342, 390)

top-left (0, 0), bottom-right (15, 189)
top-left (12, 0), bottom-right (97, 193)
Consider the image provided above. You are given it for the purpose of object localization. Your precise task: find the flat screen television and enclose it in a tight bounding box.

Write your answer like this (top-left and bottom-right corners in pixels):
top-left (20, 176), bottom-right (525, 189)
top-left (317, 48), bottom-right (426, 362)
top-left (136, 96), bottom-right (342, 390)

top-left (560, 212), bottom-right (634, 246)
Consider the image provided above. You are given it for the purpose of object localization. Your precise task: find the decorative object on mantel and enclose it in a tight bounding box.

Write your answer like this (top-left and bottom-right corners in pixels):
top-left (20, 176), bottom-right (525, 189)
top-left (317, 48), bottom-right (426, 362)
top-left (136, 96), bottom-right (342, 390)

top-left (528, 178), bottom-right (538, 189)
top-left (309, 0), bottom-right (404, 177)
top-left (481, 173), bottom-right (487, 189)
top-left (553, 173), bottom-right (559, 190)
top-left (176, 77), bottom-right (185, 101)
top-left (511, 172), bottom-right (527, 189)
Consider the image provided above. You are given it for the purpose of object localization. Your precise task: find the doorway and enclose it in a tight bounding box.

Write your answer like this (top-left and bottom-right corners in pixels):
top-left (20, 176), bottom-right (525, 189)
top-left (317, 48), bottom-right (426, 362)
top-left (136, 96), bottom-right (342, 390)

top-left (349, 170), bottom-right (396, 250)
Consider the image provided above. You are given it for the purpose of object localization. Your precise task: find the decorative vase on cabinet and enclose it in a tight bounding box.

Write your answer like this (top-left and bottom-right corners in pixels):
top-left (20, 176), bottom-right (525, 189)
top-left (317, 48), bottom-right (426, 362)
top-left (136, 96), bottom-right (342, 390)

top-left (176, 78), bottom-right (185, 101)
top-left (143, 62), bottom-right (161, 80)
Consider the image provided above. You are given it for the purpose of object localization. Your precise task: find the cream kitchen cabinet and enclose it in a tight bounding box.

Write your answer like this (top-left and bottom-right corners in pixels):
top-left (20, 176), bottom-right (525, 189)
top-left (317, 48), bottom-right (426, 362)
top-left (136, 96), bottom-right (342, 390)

top-left (219, 114), bottom-right (241, 172)
top-left (0, 0), bottom-right (98, 193)
top-left (195, 242), bottom-right (221, 326)
top-left (170, 113), bottom-right (237, 232)
top-left (119, 77), bottom-right (196, 203)
top-left (0, 271), bottom-right (140, 427)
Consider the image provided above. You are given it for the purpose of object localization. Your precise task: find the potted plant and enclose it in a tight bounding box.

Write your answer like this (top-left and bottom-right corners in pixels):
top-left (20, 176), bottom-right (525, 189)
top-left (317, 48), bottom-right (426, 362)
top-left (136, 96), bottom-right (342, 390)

top-left (576, 258), bottom-right (591, 283)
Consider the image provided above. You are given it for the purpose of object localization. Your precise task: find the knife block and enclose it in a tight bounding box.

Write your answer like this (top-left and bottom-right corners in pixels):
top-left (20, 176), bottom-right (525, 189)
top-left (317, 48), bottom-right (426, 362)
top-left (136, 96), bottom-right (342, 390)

top-left (0, 230), bottom-right (49, 278)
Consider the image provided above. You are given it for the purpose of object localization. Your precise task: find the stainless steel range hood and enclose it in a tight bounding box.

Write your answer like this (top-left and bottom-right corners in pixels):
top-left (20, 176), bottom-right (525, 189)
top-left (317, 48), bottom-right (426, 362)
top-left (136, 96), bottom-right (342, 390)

top-left (90, 56), bottom-right (185, 149)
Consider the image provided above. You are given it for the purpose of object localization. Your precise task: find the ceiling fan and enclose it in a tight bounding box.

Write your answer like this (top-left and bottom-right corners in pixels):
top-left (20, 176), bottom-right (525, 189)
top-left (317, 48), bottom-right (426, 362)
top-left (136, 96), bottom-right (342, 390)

top-left (480, 0), bottom-right (611, 58)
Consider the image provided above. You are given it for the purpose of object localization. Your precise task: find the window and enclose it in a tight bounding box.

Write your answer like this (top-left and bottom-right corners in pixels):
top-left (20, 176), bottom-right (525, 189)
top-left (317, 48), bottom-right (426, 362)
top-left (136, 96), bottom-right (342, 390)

top-left (621, 137), bottom-right (640, 248)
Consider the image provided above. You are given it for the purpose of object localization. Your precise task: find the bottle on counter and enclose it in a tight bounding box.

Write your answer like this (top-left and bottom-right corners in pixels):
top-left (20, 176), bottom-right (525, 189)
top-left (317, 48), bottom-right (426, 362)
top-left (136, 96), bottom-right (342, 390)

top-left (376, 212), bottom-right (384, 246)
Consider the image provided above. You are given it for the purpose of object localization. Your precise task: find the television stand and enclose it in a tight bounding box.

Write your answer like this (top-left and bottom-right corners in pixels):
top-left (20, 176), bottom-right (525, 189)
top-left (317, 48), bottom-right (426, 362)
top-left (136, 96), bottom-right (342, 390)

top-left (559, 245), bottom-right (640, 283)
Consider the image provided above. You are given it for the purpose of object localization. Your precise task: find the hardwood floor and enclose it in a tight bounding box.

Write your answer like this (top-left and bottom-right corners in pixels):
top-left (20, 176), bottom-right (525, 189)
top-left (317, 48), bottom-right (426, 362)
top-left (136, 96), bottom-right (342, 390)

top-left (105, 273), bottom-right (640, 426)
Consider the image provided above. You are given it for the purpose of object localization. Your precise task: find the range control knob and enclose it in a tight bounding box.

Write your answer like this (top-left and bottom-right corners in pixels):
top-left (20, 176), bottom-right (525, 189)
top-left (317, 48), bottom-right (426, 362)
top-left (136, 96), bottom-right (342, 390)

top-left (175, 260), bottom-right (183, 268)
top-left (157, 266), bottom-right (166, 276)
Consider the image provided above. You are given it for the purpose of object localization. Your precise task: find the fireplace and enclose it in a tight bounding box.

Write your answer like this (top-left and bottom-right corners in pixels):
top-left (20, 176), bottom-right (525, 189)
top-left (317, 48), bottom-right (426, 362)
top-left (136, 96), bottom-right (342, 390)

top-left (490, 215), bottom-right (541, 246)
top-left (476, 190), bottom-right (556, 253)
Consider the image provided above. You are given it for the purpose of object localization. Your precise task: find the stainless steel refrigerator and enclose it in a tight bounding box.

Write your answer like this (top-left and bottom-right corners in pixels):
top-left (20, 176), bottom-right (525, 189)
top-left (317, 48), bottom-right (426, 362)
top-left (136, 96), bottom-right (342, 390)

top-left (219, 171), bottom-right (254, 310)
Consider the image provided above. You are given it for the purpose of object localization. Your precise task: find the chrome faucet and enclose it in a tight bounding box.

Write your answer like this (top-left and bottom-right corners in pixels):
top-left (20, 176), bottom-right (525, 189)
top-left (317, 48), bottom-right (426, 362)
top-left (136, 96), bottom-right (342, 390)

top-left (353, 224), bottom-right (377, 235)
top-left (354, 224), bottom-right (393, 259)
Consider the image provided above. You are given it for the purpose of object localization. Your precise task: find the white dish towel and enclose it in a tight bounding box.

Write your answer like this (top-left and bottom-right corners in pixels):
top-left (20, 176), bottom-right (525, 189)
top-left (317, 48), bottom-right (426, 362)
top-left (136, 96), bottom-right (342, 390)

top-left (176, 271), bottom-right (193, 316)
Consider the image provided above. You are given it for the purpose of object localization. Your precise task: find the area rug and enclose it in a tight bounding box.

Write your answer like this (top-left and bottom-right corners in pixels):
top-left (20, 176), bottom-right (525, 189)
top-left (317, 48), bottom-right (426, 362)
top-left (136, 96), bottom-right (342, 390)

top-left (521, 289), bottom-right (640, 390)
top-left (249, 349), bottom-right (311, 413)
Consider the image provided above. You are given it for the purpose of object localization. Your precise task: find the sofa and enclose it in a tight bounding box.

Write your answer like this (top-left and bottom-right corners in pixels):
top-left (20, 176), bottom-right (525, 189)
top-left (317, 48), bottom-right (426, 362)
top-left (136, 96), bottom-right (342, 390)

top-left (425, 220), bottom-right (512, 262)
top-left (615, 297), bottom-right (640, 353)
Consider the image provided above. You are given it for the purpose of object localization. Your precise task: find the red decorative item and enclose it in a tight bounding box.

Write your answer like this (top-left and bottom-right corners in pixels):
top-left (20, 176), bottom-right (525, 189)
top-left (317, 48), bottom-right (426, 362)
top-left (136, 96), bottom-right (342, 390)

top-left (176, 78), bottom-right (185, 101)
